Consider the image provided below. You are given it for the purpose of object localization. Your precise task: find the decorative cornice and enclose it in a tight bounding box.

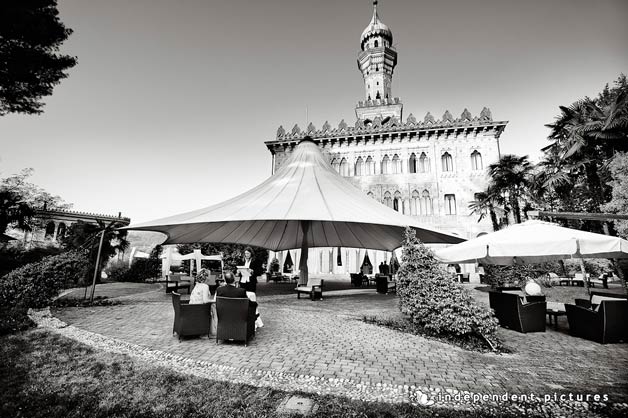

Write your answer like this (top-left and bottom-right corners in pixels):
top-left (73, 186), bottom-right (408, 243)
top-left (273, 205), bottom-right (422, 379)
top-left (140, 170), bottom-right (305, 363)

top-left (270, 108), bottom-right (504, 144)
top-left (34, 209), bottom-right (131, 225)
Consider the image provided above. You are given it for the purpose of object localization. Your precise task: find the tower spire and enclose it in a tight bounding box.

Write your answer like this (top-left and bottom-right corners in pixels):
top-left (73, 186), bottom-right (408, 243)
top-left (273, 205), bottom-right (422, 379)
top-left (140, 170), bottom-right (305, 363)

top-left (355, 0), bottom-right (402, 122)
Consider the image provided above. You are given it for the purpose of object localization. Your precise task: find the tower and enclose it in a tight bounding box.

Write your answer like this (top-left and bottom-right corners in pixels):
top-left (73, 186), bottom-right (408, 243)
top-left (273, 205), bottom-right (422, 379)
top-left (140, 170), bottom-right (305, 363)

top-left (355, 1), bottom-right (403, 122)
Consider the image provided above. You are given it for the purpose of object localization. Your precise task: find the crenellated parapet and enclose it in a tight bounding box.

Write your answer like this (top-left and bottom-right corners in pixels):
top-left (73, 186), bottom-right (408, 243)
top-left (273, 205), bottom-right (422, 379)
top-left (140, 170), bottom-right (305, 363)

top-left (271, 107), bottom-right (500, 143)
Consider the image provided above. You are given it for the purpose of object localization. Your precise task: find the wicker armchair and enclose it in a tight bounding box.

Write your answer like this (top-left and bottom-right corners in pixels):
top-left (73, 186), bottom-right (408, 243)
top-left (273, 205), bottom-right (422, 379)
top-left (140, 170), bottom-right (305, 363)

top-left (215, 296), bottom-right (256, 346)
top-left (565, 300), bottom-right (628, 344)
top-left (488, 291), bottom-right (546, 333)
top-left (171, 292), bottom-right (212, 341)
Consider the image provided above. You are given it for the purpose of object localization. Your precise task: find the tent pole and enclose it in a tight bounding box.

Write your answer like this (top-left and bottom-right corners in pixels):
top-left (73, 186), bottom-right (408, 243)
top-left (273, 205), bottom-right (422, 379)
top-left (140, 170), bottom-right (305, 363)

top-left (299, 220), bottom-right (310, 285)
top-left (90, 230), bottom-right (106, 303)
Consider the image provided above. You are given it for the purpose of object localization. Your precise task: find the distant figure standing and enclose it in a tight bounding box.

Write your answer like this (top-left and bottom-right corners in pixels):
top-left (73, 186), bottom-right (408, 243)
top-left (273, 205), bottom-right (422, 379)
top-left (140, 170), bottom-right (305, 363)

top-left (378, 262), bottom-right (384, 274)
top-left (382, 260), bottom-right (390, 276)
top-left (238, 247), bottom-right (263, 293)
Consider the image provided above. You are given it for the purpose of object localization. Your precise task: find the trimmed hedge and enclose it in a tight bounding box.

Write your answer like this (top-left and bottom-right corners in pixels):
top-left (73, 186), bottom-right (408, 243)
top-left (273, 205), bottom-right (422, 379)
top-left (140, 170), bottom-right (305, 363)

top-left (396, 227), bottom-right (500, 350)
top-left (0, 250), bottom-right (90, 334)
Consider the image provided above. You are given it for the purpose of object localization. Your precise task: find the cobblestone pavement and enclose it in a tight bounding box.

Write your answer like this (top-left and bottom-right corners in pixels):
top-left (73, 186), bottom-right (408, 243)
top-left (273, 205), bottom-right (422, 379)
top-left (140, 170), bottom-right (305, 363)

top-left (53, 284), bottom-right (628, 407)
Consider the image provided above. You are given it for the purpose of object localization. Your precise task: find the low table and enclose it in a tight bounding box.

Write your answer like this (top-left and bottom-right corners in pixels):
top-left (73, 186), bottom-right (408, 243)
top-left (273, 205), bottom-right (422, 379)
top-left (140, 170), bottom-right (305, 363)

top-left (546, 309), bottom-right (566, 330)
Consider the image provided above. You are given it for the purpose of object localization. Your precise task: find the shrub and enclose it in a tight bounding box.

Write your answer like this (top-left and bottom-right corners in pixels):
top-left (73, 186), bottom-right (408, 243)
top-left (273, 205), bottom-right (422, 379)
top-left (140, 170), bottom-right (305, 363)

top-left (0, 250), bottom-right (90, 334)
top-left (483, 264), bottom-right (538, 288)
top-left (0, 245), bottom-right (64, 278)
top-left (396, 227), bottom-right (500, 350)
top-left (104, 260), bottom-right (130, 281)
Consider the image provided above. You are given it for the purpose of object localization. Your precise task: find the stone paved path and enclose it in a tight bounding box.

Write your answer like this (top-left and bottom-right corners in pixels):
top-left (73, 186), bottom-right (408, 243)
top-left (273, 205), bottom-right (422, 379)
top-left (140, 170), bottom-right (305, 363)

top-left (53, 284), bottom-right (628, 406)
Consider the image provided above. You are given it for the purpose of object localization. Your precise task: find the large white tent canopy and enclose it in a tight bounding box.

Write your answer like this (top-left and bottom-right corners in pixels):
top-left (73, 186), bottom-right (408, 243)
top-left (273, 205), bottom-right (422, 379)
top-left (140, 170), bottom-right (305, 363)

top-left (125, 138), bottom-right (463, 282)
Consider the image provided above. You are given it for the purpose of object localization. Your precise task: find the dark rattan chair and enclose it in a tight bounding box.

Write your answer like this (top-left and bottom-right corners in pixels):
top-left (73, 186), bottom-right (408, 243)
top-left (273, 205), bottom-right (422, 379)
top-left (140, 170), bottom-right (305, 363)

top-left (215, 296), bottom-right (256, 346)
top-left (171, 292), bottom-right (212, 342)
top-left (565, 300), bottom-right (628, 344)
top-left (488, 291), bottom-right (546, 333)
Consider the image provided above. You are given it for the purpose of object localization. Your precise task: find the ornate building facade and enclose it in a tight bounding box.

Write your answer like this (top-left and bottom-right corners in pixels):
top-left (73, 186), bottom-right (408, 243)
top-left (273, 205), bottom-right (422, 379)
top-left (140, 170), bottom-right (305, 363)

top-left (7, 209), bottom-right (130, 249)
top-left (264, 1), bottom-right (507, 274)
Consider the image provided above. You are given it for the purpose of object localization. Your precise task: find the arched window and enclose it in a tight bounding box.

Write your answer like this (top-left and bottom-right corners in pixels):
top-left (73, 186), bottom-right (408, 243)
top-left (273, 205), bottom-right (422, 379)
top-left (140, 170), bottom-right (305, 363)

top-left (374, 40), bottom-right (379, 48)
top-left (57, 222), bottom-right (66, 240)
top-left (419, 152), bottom-right (429, 173)
top-left (367, 191), bottom-right (375, 199)
top-left (444, 194), bottom-right (457, 215)
top-left (365, 156), bottom-right (376, 175)
top-left (355, 157), bottom-right (364, 176)
top-left (420, 190), bottom-right (433, 215)
top-left (408, 153), bottom-right (417, 173)
top-left (402, 199), bottom-right (410, 215)
top-left (381, 155), bottom-right (390, 174)
top-left (45, 221), bottom-right (55, 238)
top-left (392, 154), bottom-right (401, 174)
top-left (471, 150), bottom-right (483, 170)
top-left (411, 190), bottom-right (420, 215)
top-left (339, 158), bottom-right (349, 176)
top-left (393, 191), bottom-right (402, 212)
top-left (383, 191), bottom-right (392, 208)
top-left (331, 158), bottom-right (339, 173)
top-left (441, 152), bottom-right (453, 172)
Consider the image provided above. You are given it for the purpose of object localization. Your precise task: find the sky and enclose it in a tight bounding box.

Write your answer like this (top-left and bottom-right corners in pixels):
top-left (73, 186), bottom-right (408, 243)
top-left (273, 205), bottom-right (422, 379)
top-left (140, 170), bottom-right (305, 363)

top-left (1, 0), bottom-right (627, 224)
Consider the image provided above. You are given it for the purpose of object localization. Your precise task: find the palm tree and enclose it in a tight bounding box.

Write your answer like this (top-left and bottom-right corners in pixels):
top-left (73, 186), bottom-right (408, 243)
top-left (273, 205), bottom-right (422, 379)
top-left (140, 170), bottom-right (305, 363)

top-left (545, 87), bottom-right (628, 213)
top-left (468, 187), bottom-right (505, 231)
top-left (487, 155), bottom-right (533, 224)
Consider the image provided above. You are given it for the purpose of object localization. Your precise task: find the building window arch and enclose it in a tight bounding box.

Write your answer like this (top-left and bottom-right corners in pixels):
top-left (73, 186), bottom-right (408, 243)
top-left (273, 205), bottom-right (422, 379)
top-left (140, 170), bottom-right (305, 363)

top-left (444, 194), bottom-right (457, 215)
top-left (355, 157), bottom-right (364, 176)
top-left (411, 190), bottom-right (420, 215)
top-left (365, 156), bottom-right (376, 175)
top-left (441, 152), bottom-right (453, 172)
top-left (408, 153), bottom-right (417, 173)
top-left (44, 221), bottom-right (55, 239)
top-left (392, 154), bottom-right (401, 174)
top-left (471, 150), bottom-right (483, 170)
top-left (420, 190), bottom-right (433, 215)
top-left (367, 191), bottom-right (375, 199)
top-left (393, 191), bottom-right (402, 212)
top-left (381, 155), bottom-right (390, 174)
top-left (374, 40), bottom-right (379, 48)
top-left (419, 152), bottom-right (429, 173)
top-left (383, 191), bottom-right (392, 208)
top-left (339, 158), bottom-right (349, 176)
top-left (57, 222), bottom-right (66, 239)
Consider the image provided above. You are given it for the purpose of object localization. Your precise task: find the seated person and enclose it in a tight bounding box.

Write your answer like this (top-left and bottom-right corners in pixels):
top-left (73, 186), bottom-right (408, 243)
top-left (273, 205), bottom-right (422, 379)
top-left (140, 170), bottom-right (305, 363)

top-left (189, 268), bottom-right (212, 304)
top-left (245, 291), bottom-right (264, 330)
top-left (217, 271), bottom-right (247, 298)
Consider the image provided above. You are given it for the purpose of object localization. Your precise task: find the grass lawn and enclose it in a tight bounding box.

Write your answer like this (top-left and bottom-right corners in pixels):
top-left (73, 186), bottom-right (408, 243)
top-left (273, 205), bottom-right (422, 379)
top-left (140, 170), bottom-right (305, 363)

top-left (0, 329), bottom-right (530, 418)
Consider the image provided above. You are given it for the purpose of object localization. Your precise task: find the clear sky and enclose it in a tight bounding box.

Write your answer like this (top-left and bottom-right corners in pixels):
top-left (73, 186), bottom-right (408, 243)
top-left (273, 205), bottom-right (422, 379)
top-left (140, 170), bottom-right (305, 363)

top-left (1, 0), bottom-right (627, 224)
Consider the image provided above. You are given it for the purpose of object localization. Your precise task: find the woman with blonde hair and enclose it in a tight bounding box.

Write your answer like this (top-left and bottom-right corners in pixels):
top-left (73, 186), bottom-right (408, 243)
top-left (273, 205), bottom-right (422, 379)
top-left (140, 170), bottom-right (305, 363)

top-left (189, 268), bottom-right (212, 304)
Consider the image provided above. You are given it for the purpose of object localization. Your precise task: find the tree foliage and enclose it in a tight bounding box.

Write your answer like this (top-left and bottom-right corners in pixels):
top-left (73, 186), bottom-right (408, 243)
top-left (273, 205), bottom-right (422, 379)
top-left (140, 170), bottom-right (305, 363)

top-left (601, 152), bottom-right (628, 239)
top-left (60, 220), bottom-right (129, 282)
top-left (396, 227), bottom-right (500, 350)
top-left (0, 0), bottom-right (77, 115)
top-left (0, 168), bottom-right (71, 234)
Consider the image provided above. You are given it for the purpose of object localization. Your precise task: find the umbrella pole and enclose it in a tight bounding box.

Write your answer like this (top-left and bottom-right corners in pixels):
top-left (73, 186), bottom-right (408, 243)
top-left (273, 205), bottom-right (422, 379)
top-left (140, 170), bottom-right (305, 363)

top-left (298, 220), bottom-right (310, 285)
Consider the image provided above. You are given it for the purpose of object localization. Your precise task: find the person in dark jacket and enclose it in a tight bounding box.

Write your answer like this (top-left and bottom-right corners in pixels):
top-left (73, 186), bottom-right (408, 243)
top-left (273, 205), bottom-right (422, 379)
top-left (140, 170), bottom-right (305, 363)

top-left (217, 272), bottom-right (247, 298)
top-left (237, 247), bottom-right (264, 293)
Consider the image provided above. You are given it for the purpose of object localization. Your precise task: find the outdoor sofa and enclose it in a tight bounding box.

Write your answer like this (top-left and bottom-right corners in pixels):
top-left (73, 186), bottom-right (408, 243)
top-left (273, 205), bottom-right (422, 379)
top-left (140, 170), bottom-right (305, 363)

top-left (171, 292), bottom-right (212, 341)
top-left (488, 291), bottom-right (546, 333)
top-left (565, 298), bottom-right (628, 344)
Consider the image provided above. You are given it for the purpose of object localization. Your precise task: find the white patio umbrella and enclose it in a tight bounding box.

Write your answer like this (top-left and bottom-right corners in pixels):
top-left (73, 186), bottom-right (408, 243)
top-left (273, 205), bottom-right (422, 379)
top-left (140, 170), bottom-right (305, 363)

top-left (180, 249), bottom-right (223, 276)
top-left (124, 138), bottom-right (463, 283)
top-left (434, 220), bottom-right (628, 293)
